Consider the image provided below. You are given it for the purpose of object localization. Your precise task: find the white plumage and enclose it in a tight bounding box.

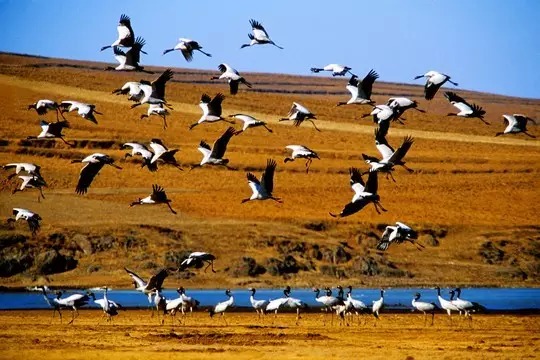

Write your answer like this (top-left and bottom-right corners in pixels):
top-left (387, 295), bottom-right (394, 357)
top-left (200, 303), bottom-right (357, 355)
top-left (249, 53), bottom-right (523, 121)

top-left (241, 19), bottom-right (283, 49)
top-left (497, 114), bottom-right (536, 138)
top-left (311, 64), bottom-right (352, 76)
top-left (59, 100), bottom-right (102, 124)
top-left (376, 222), bottom-right (422, 251)
top-left (414, 70), bottom-right (458, 100)
top-left (210, 63), bottom-right (252, 95)
top-left (284, 145), bottom-right (320, 173)
top-left (163, 38), bottom-right (212, 62)
top-left (228, 114), bottom-right (273, 135)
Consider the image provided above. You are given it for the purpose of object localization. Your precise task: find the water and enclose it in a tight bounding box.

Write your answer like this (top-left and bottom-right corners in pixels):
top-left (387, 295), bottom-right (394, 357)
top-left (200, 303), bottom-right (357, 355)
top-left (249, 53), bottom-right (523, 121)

top-left (1, 287), bottom-right (539, 311)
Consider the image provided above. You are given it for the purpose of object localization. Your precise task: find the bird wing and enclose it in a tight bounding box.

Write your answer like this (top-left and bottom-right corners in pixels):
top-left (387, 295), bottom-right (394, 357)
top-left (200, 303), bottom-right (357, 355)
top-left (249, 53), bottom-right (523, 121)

top-left (374, 128), bottom-right (395, 161)
top-left (332, 198), bottom-right (370, 218)
top-left (27, 214), bottom-right (41, 234)
top-left (146, 268), bottom-right (168, 291)
top-left (293, 102), bottom-right (311, 115)
top-left (151, 69), bottom-right (173, 100)
top-left (260, 159), bottom-right (277, 195)
top-left (211, 127), bottom-right (235, 159)
top-left (396, 222), bottom-right (413, 231)
top-left (124, 268), bottom-right (147, 288)
top-left (250, 19), bottom-right (270, 39)
top-left (198, 141), bottom-right (212, 157)
top-left (209, 93), bottom-right (225, 116)
top-left (113, 47), bottom-right (126, 66)
top-left (246, 172), bottom-right (261, 196)
top-left (200, 93), bottom-right (211, 104)
top-left (424, 81), bottom-right (442, 100)
top-left (444, 91), bottom-right (469, 106)
top-left (228, 80), bottom-right (239, 95)
top-left (388, 136), bottom-right (414, 164)
top-left (470, 103), bottom-right (486, 118)
top-left (349, 167), bottom-right (366, 192)
top-left (117, 19), bottom-right (132, 42)
top-left (76, 162), bottom-right (105, 195)
top-left (126, 37), bottom-right (145, 65)
top-left (358, 69), bottom-right (379, 99)
top-left (348, 74), bottom-right (359, 88)
top-left (150, 184), bottom-right (169, 202)
top-left (364, 171), bottom-right (379, 194)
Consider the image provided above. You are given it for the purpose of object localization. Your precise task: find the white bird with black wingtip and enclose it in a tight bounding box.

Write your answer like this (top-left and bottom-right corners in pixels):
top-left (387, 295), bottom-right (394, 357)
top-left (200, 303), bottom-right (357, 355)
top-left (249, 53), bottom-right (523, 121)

top-left (106, 37), bottom-right (152, 73)
top-left (241, 19), bottom-right (283, 49)
top-left (228, 114), bottom-right (273, 135)
top-left (284, 145), bottom-right (320, 173)
top-left (376, 222), bottom-right (423, 251)
top-left (414, 70), bottom-right (458, 100)
top-left (496, 114), bottom-right (536, 138)
top-left (59, 101), bottom-right (102, 125)
top-left (28, 99), bottom-right (65, 120)
top-left (71, 153), bottom-right (122, 195)
top-left (336, 69), bottom-right (379, 106)
top-left (280, 102), bottom-right (320, 131)
top-left (242, 159), bottom-right (282, 204)
top-left (189, 93), bottom-right (233, 130)
top-left (130, 184), bottom-right (177, 214)
top-left (311, 64), bottom-right (352, 76)
top-left (121, 142), bottom-right (157, 172)
top-left (7, 208), bottom-right (42, 236)
top-left (163, 38), bottom-right (211, 62)
top-left (192, 127), bottom-right (236, 169)
top-left (149, 139), bottom-right (183, 171)
top-left (444, 92), bottom-right (488, 125)
top-left (210, 63), bottom-right (252, 95)
top-left (12, 175), bottom-right (47, 201)
top-left (100, 14), bottom-right (138, 51)
top-left (27, 120), bottom-right (74, 147)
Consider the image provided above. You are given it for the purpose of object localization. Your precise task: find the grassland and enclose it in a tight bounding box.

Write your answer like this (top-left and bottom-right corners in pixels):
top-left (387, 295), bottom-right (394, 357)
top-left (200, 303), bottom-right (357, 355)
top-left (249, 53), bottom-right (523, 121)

top-left (0, 310), bottom-right (538, 360)
top-left (0, 53), bottom-right (539, 289)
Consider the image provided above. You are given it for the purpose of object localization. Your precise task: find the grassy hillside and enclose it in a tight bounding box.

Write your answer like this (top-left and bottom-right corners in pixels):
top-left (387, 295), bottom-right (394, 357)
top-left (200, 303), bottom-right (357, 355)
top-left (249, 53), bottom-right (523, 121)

top-left (0, 53), bottom-right (538, 289)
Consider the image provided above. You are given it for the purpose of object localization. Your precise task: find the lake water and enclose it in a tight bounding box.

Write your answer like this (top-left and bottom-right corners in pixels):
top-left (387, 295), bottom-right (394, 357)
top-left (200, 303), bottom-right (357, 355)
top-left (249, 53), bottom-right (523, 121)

top-left (1, 287), bottom-right (539, 311)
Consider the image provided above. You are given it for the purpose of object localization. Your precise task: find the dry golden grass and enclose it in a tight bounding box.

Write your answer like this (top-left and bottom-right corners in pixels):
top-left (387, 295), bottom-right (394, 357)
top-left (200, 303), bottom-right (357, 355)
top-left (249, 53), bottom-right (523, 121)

top-left (0, 53), bottom-right (539, 289)
top-left (0, 310), bottom-right (538, 359)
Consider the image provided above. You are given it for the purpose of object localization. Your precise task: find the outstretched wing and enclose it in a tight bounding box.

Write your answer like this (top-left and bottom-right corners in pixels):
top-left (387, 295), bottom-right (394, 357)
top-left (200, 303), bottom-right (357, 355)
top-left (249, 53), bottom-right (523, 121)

top-left (330, 198), bottom-right (370, 218)
top-left (444, 91), bottom-right (471, 107)
top-left (76, 162), bottom-right (104, 195)
top-left (388, 136), bottom-right (414, 164)
top-left (151, 69), bottom-right (173, 100)
top-left (146, 268), bottom-right (168, 291)
top-left (260, 159), bottom-right (277, 195)
top-left (359, 69), bottom-right (379, 99)
top-left (211, 127), bottom-right (235, 159)
top-left (27, 214), bottom-right (41, 235)
top-left (209, 93), bottom-right (225, 115)
top-left (349, 167), bottom-right (366, 193)
top-left (124, 267), bottom-right (147, 288)
top-left (150, 184), bottom-right (169, 202)
top-left (364, 171), bottom-right (379, 195)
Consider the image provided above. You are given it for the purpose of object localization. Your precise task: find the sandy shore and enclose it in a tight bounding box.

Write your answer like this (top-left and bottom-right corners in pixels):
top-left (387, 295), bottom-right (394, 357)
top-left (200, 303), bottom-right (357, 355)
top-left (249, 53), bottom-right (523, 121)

top-left (0, 310), bottom-right (538, 359)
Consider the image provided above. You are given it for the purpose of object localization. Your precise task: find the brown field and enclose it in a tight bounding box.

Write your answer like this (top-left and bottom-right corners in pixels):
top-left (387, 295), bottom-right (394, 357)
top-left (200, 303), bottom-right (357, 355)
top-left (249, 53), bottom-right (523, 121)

top-left (0, 310), bottom-right (538, 359)
top-left (0, 53), bottom-right (539, 289)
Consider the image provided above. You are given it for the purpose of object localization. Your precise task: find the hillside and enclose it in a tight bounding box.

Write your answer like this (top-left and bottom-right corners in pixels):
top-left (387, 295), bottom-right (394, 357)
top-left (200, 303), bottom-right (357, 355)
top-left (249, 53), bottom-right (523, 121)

top-left (0, 53), bottom-right (539, 289)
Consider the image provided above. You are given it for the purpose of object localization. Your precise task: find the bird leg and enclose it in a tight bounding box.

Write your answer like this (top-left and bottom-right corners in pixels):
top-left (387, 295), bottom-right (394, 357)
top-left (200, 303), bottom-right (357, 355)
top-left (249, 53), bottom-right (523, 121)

top-left (39, 187), bottom-right (45, 200)
top-left (166, 202), bottom-right (177, 215)
top-left (270, 197), bottom-right (283, 203)
top-left (401, 164), bottom-right (415, 173)
top-left (263, 125), bottom-right (273, 133)
top-left (524, 132), bottom-right (536, 138)
top-left (309, 120), bottom-right (321, 132)
top-left (161, 115), bottom-right (168, 130)
top-left (375, 201), bottom-right (387, 212)
top-left (305, 159), bottom-right (312, 174)
top-left (59, 137), bottom-right (75, 147)
top-left (204, 260), bottom-right (216, 273)
top-left (448, 79), bottom-right (459, 86)
top-left (188, 123), bottom-right (199, 130)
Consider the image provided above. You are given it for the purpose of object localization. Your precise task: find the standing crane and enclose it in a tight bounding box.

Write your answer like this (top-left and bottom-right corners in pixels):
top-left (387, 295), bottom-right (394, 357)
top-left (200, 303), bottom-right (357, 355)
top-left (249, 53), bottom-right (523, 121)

top-left (91, 287), bottom-right (122, 323)
top-left (412, 292), bottom-right (438, 326)
top-left (249, 288), bottom-right (269, 319)
top-left (52, 290), bottom-right (93, 325)
top-left (209, 289), bottom-right (234, 324)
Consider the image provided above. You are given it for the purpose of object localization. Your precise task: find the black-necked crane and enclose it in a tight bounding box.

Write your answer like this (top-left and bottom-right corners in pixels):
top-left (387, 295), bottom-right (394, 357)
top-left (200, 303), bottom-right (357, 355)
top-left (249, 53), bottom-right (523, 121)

top-left (52, 290), bottom-right (92, 325)
top-left (131, 69), bottom-right (174, 109)
top-left (249, 288), bottom-right (269, 319)
top-left (178, 287), bottom-right (200, 315)
top-left (387, 97), bottom-right (425, 121)
top-left (372, 289), bottom-right (385, 324)
top-left (28, 99), bottom-right (64, 120)
top-left (450, 288), bottom-right (485, 326)
top-left (7, 208), bottom-right (42, 236)
top-left (59, 101), bottom-right (102, 125)
top-left (376, 222), bottom-right (423, 251)
top-left (414, 70), bottom-right (458, 100)
top-left (39, 286), bottom-right (62, 322)
top-left (412, 292), bottom-right (438, 326)
top-left (444, 92), bottom-right (488, 124)
top-left (210, 63), bottom-right (252, 95)
top-left (496, 114), bottom-right (536, 138)
top-left (178, 252), bottom-right (217, 273)
top-left (189, 93), bottom-right (233, 130)
top-left (280, 102), bottom-right (320, 131)
top-left (27, 120), bottom-right (74, 146)
top-left (361, 105), bottom-right (396, 137)
top-left (192, 127), bottom-right (236, 169)
top-left (121, 142), bottom-right (157, 172)
top-left (112, 81), bottom-right (143, 102)
top-left (161, 290), bottom-right (185, 326)
top-left (228, 114), bottom-right (273, 135)
top-left (151, 289), bottom-right (167, 323)
top-left (163, 38), bottom-right (212, 61)
top-left (337, 70), bottom-right (379, 106)
top-left (100, 14), bottom-right (138, 51)
top-left (130, 184), bottom-right (177, 214)
top-left (124, 267), bottom-right (169, 304)
top-left (313, 287), bottom-right (344, 326)
top-left (435, 286), bottom-right (459, 323)
top-left (344, 286), bottom-right (368, 325)
top-left (310, 64), bottom-right (352, 76)
top-left (241, 19), bottom-right (283, 49)
top-left (140, 104), bottom-right (170, 129)
top-left (284, 145), bottom-right (320, 173)
top-left (265, 287), bottom-right (291, 321)
top-left (12, 175), bottom-right (47, 202)
top-left (91, 287), bottom-right (122, 323)
top-left (242, 158), bottom-right (282, 204)
top-left (209, 289), bottom-right (234, 324)
top-left (329, 168), bottom-right (386, 218)
top-left (106, 37), bottom-right (152, 73)
top-left (71, 153), bottom-right (122, 195)
top-left (2, 162), bottom-right (43, 181)
top-left (283, 286), bottom-right (308, 325)
top-left (362, 128), bottom-right (414, 181)
top-left (149, 138), bottom-right (183, 171)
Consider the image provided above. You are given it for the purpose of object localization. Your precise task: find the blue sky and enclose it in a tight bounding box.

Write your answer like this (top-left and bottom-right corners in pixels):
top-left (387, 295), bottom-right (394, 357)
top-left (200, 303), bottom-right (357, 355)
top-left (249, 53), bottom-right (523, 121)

top-left (1, 0), bottom-right (539, 98)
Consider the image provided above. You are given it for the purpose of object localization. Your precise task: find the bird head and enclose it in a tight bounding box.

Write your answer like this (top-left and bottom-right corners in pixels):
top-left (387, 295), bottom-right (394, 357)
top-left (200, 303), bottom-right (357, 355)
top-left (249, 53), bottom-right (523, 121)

top-left (414, 292), bottom-right (421, 299)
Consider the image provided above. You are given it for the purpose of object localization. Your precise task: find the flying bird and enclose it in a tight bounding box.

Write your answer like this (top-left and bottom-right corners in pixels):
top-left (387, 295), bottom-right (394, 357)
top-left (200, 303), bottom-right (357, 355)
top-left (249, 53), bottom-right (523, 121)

top-left (7, 208), bottom-right (42, 236)
top-left (149, 139), bottom-right (183, 170)
top-left (284, 145), bottom-right (320, 173)
top-left (140, 103), bottom-right (170, 129)
top-left (131, 69), bottom-right (174, 109)
top-left (130, 184), bottom-right (177, 214)
top-left (414, 70), bottom-right (458, 100)
top-left (444, 92), bottom-right (488, 124)
top-left (179, 252), bottom-right (217, 273)
top-left (387, 97), bottom-right (425, 121)
top-left (12, 175), bottom-right (47, 201)
top-left (124, 267), bottom-right (169, 303)
top-left (242, 159), bottom-right (282, 204)
top-left (26, 120), bottom-right (74, 146)
top-left (310, 64), bottom-right (352, 76)
top-left (192, 127), bottom-right (236, 169)
top-left (121, 142), bottom-right (157, 172)
top-left (210, 63), bottom-right (252, 95)
top-left (362, 128), bottom-right (414, 181)
top-left (59, 101), bottom-right (102, 125)
top-left (228, 114), bottom-right (273, 135)
top-left (2, 162), bottom-right (43, 181)
top-left (100, 14), bottom-right (138, 51)
top-left (376, 222), bottom-right (423, 251)
top-left (361, 105), bottom-right (397, 137)
top-left (163, 38), bottom-right (211, 61)
top-left (28, 100), bottom-right (65, 120)
top-left (241, 19), bottom-right (283, 49)
top-left (106, 37), bottom-right (152, 73)
top-left (279, 102), bottom-right (320, 131)
top-left (112, 81), bottom-right (144, 102)
top-left (336, 70), bottom-right (379, 106)
top-left (496, 114), bottom-right (536, 138)
top-left (189, 93), bottom-right (233, 130)
top-left (71, 153), bottom-right (122, 195)
top-left (329, 168), bottom-right (386, 218)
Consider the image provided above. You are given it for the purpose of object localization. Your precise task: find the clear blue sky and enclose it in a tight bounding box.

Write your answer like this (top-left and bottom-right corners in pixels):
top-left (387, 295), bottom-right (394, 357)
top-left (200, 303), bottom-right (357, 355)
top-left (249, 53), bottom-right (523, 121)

top-left (1, 0), bottom-right (539, 98)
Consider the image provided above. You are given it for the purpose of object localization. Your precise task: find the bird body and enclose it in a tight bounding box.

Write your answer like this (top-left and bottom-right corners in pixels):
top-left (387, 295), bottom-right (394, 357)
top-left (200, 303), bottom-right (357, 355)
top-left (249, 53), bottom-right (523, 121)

top-left (280, 102), bottom-right (320, 131)
top-left (101, 14), bottom-right (136, 51)
top-left (228, 114), bottom-right (272, 134)
top-left (53, 291), bottom-right (92, 325)
top-left (141, 103), bottom-right (170, 129)
top-left (337, 70), bottom-right (379, 106)
top-left (71, 153), bottom-right (122, 194)
top-left (372, 289), bottom-right (385, 319)
top-left (124, 267), bottom-right (168, 303)
top-left (242, 159), bottom-right (281, 203)
top-left (122, 142), bottom-right (157, 172)
top-left (13, 175), bottom-right (47, 201)
top-left (132, 69), bottom-right (174, 108)
top-left (241, 19), bottom-right (283, 49)
top-left (195, 127), bottom-right (235, 168)
top-left (249, 288), bottom-right (269, 317)
top-left (28, 99), bottom-right (64, 120)
top-left (450, 288), bottom-right (485, 318)
top-left (112, 81), bottom-right (143, 102)
top-left (27, 120), bottom-right (73, 146)
top-left (107, 37), bottom-right (151, 72)
top-left (209, 290), bottom-right (234, 319)
top-left (345, 286), bottom-right (368, 313)
top-left (163, 38), bottom-right (211, 61)
top-left (59, 101), bottom-right (102, 124)
top-left (148, 139), bottom-right (182, 170)
top-left (179, 252), bottom-right (216, 272)
top-left (284, 145), bottom-right (320, 173)
top-left (497, 114), bottom-right (536, 137)
top-left (376, 222), bottom-right (422, 251)
top-left (211, 63), bottom-right (252, 95)
top-left (412, 292), bottom-right (438, 326)
top-left (130, 184), bottom-right (176, 214)
top-left (190, 93), bottom-right (232, 129)
top-left (2, 162), bottom-right (42, 179)
top-left (8, 208), bottom-right (41, 235)
top-left (387, 97), bottom-right (425, 120)
top-left (414, 70), bottom-right (458, 100)
top-left (311, 64), bottom-right (352, 76)
top-left (436, 286), bottom-right (460, 317)
top-left (444, 92), bottom-right (488, 124)
top-left (93, 287), bottom-right (122, 322)
top-left (361, 105), bottom-right (396, 137)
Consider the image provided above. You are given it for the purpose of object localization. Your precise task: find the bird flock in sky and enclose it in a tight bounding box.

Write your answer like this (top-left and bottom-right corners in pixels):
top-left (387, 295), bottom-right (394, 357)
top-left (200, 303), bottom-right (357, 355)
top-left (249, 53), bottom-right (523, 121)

top-left (1, 14), bottom-right (536, 321)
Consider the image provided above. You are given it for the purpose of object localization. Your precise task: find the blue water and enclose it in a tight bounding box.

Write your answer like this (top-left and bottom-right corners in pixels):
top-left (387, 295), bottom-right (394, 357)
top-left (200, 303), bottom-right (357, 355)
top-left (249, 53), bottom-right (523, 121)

top-left (0, 288), bottom-right (538, 311)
